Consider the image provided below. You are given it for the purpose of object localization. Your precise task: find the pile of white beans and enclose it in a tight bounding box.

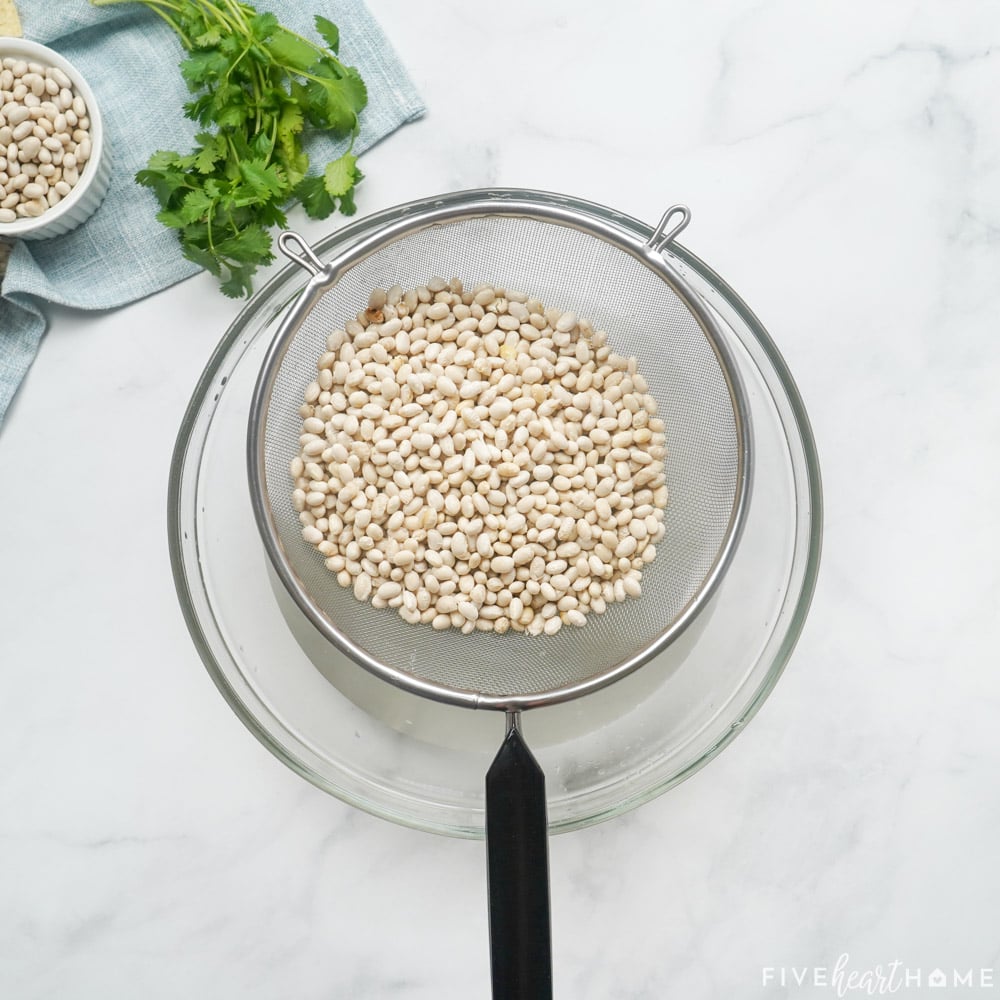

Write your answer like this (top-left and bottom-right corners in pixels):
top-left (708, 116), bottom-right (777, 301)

top-left (291, 278), bottom-right (668, 636)
top-left (0, 57), bottom-right (92, 224)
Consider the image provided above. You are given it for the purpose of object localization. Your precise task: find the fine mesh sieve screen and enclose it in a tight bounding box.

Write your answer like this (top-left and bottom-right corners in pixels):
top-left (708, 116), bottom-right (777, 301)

top-left (259, 213), bottom-right (743, 700)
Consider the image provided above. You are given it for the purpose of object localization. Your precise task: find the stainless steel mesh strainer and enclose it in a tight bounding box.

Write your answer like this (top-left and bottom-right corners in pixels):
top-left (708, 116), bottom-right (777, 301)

top-left (247, 189), bottom-right (752, 1000)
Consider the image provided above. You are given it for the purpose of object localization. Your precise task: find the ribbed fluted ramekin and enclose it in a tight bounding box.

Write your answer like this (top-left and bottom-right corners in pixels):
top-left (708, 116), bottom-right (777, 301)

top-left (0, 37), bottom-right (109, 241)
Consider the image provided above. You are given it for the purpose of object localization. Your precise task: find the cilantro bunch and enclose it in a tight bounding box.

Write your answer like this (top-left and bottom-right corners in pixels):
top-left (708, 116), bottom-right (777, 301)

top-left (91, 0), bottom-right (367, 296)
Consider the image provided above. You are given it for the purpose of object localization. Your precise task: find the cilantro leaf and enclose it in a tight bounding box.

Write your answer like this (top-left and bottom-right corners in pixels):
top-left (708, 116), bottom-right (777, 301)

top-left (248, 11), bottom-right (279, 40)
top-left (144, 149), bottom-right (184, 172)
top-left (215, 225), bottom-right (274, 265)
top-left (181, 242), bottom-right (222, 277)
top-left (136, 153), bottom-right (190, 203)
top-left (192, 132), bottom-right (226, 173)
top-left (184, 93), bottom-right (215, 125)
top-left (240, 159), bottom-right (286, 199)
top-left (304, 66), bottom-right (366, 133)
top-left (192, 25), bottom-right (222, 47)
top-left (276, 102), bottom-right (307, 183)
top-left (179, 48), bottom-right (228, 89)
top-left (337, 184), bottom-right (358, 216)
top-left (324, 152), bottom-right (359, 198)
top-left (264, 26), bottom-right (321, 74)
top-left (339, 67), bottom-right (368, 114)
top-left (179, 188), bottom-right (217, 224)
top-left (314, 15), bottom-right (339, 54)
top-left (295, 174), bottom-right (335, 219)
top-left (220, 264), bottom-right (256, 299)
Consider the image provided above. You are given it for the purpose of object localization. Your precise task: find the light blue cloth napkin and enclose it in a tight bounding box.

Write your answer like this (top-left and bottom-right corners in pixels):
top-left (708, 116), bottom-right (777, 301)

top-left (0, 1), bottom-right (424, 426)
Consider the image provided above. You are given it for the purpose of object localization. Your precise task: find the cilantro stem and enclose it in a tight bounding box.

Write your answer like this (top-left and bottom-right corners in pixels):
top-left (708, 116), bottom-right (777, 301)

top-left (222, 39), bottom-right (253, 79)
top-left (92, 0), bottom-right (194, 47)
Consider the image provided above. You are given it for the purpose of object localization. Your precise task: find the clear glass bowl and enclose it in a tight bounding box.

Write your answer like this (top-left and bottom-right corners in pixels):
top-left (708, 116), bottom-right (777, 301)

top-left (168, 189), bottom-right (823, 839)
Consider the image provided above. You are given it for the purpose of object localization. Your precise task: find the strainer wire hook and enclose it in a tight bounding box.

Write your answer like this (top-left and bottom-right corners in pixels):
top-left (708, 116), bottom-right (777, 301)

top-left (646, 204), bottom-right (691, 253)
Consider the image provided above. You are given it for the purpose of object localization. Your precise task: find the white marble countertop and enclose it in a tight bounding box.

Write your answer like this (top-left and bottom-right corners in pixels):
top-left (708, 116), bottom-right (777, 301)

top-left (3, 2), bottom-right (999, 997)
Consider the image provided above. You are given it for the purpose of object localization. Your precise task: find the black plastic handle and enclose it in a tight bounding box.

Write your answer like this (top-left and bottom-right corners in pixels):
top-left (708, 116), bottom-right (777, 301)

top-left (486, 717), bottom-right (553, 1000)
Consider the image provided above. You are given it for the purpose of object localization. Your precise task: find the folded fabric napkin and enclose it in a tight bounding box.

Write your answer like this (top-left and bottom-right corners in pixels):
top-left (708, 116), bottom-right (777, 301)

top-left (0, 1), bottom-right (424, 426)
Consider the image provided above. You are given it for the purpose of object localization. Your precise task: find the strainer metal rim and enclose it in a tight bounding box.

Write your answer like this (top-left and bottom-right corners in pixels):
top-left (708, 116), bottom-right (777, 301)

top-left (247, 188), bottom-right (753, 712)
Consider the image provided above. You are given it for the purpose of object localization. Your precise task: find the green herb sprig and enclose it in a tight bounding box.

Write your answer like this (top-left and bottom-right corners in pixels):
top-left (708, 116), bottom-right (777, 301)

top-left (91, 0), bottom-right (367, 297)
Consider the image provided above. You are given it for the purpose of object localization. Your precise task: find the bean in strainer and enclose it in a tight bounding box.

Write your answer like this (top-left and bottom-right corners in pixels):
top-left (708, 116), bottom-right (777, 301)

top-left (248, 190), bottom-right (751, 1000)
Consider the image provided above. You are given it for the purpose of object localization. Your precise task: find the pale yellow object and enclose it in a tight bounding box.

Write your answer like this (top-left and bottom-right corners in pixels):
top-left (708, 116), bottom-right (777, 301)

top-left (0, 0), bottom-right (21, 273)
top-left (0, 0), bottom-right (22, 38)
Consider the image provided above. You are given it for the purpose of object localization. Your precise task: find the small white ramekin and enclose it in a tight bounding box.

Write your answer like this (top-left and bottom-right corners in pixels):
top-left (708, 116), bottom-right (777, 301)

top-left (0, 37), bottom-right (110, 241)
